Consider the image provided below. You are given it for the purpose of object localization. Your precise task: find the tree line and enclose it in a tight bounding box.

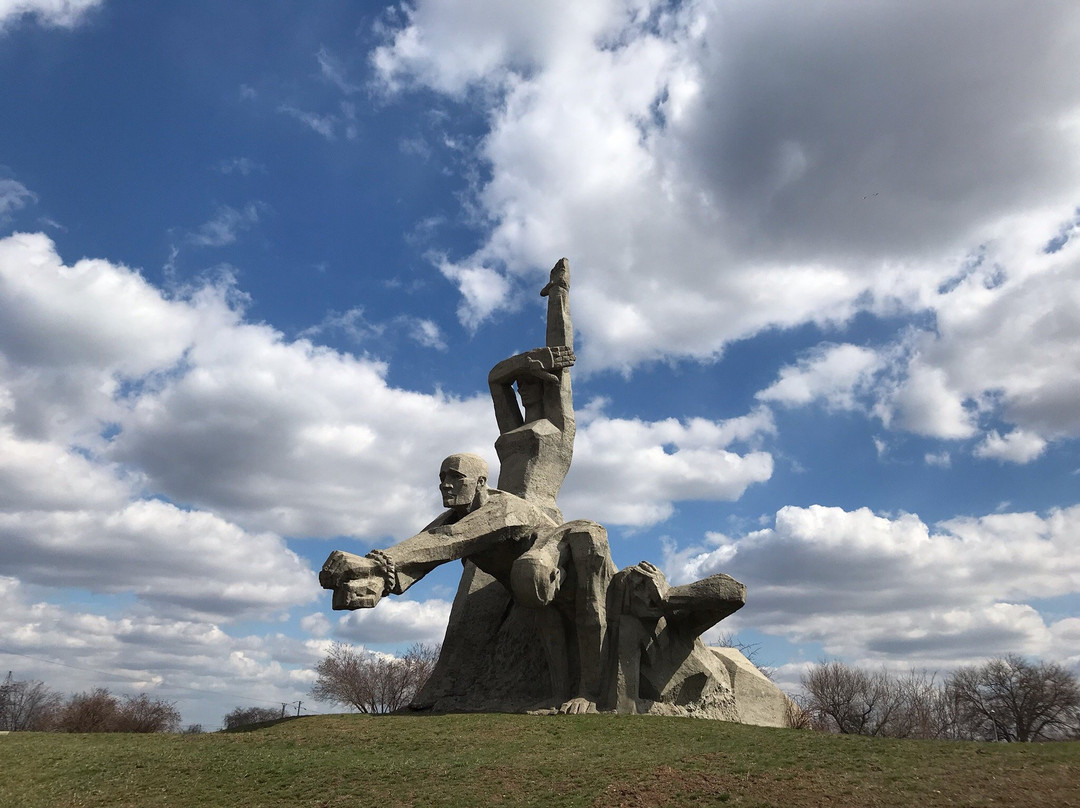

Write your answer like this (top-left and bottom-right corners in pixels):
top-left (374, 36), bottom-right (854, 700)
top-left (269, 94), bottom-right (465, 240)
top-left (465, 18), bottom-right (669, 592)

top-left (2, 641), bottom-right (442, 734)
top-left (798, 655), bottom-right (1080, 742)
top-left (9, 648), bottom-right (1075, 740)
top-left (1, 673), bottom-right (182, 733)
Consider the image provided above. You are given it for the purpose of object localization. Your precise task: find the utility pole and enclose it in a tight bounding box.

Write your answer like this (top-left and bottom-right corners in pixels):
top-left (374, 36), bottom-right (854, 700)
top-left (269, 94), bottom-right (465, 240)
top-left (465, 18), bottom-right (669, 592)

top-left (1, 672), bottom-right (12, 732)
top-left (280, 703), bottom-right (287, 719)
top-left (295, 700), bottom-right (302, 717)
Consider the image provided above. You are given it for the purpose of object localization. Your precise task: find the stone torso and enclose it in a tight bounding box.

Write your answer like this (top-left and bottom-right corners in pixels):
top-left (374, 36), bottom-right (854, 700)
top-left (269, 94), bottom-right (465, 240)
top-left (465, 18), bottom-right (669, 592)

top-left (495, 419), bottom-right (571, 520)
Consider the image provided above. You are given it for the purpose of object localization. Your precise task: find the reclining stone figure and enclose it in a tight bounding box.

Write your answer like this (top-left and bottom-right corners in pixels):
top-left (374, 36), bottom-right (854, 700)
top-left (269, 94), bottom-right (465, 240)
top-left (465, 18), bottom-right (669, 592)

top-left (602, 561), bottom-right (746, 716)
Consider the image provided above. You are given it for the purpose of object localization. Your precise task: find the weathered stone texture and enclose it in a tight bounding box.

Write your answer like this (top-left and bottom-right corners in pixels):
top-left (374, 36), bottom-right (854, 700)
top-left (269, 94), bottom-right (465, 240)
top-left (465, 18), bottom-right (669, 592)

top-left (710, 647), bottom-right (795, 728)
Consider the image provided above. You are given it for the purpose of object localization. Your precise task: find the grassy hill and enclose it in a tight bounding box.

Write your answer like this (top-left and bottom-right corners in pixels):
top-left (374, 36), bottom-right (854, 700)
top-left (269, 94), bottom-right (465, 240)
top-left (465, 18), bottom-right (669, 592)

top-left (2, 713), bottom-right (1078, 807)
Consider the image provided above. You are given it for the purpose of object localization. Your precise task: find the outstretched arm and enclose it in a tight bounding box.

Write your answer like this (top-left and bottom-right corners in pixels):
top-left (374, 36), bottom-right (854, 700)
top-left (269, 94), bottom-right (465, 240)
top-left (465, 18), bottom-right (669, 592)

top-left (320, 495), bottom-right (550, 609)
top-left (664, 573), bottom-right (746, 637)
top-left (319, 511), bottom-right (453, 610)
top-left (619, 562), bottom-right (746, 637)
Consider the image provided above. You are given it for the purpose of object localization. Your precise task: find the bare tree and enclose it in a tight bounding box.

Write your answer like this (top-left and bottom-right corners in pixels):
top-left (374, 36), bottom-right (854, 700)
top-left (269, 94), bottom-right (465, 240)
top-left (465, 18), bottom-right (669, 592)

top-left (1067, 705), bottom-right (1080, 740)
top-left (311, 643), bottom-right (375, 712)
top-left (946, 655), bottom-right (1080, 742)
top-left (0, 673), bottom-right (62, 731)
top-left (54, 688), bottom-right (121, 732)
top-left (311, 642), bottom-right (440, 714)
top-left (784, 693), bottom-right (814, 729)
top-left (799, 657), bottom-right (1080, 741)
top-left (885, 669), bottom-right (957, 740)
top-left (801, 660), bottom-right (903, 735)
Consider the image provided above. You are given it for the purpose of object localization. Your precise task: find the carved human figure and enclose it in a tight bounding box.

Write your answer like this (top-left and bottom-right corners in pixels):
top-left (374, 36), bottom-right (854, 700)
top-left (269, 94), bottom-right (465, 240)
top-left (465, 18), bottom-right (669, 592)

top-left (319, 450), bottom-right (614, 711)
top-left (602, 561), bottom-right (746, 714)
top-left (492, 259), bottom-right (616, 712)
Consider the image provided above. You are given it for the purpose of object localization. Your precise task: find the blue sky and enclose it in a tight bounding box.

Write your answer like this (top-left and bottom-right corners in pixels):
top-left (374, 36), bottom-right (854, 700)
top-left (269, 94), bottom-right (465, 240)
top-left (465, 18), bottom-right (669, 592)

top-left (2, 0), bottom-right (1079, 728)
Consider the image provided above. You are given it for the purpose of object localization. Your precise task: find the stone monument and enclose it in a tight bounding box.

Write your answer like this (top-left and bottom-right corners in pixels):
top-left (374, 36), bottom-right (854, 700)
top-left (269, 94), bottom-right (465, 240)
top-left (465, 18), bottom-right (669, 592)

top-left (320, 259), bottom-right (787, 721)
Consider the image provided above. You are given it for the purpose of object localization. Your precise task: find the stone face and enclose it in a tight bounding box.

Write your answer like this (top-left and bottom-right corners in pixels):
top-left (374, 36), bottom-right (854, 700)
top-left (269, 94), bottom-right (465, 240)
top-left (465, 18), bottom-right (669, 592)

top-left (321, 258), bottom-right (758, 719)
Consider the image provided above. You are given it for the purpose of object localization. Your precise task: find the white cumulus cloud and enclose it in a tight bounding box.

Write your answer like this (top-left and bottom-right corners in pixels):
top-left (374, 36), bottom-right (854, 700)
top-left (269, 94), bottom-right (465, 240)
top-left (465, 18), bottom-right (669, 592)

top-left (337, 597), bottom-right (452, 644)
top-left (666, 503), bottom-right (1080, 668)
top-left (562, 406), bottom-right (775, 526)
top-left (372, 0), bottom-right (1080, 365)
top-left (975, 429), bottom-right (1048, 465)
top-left (370, 0), bottom-right (1080, 460)
top-left (757, 343), bottom-right (881, 411)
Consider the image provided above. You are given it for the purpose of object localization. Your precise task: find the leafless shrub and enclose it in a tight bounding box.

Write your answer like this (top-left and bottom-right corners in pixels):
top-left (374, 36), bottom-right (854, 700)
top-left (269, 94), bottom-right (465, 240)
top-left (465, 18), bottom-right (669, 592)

top-left (800, 656), bottom-right (1080, 742)
top-left (113, 693), bottom-right (181, 733)
top-left (222, 705), bottom-right (282, 730)
top-left (310, 642), bottom-right (440, 714)
top-left (784, 693), bottom-right (814, 729)
top-left (53, 688), bottom-right (180, 733)
top-left (54, 687), bottom-right (121, 732)
top-left (800, 664), bottom-right (957, 739)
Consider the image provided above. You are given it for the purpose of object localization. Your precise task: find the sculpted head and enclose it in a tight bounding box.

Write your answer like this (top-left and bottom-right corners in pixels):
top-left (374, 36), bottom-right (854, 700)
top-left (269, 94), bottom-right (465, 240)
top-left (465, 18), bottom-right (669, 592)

top-left (624, 561), bottom-right (669, 618)
top-left (439, 453), bottom-right (489, 514)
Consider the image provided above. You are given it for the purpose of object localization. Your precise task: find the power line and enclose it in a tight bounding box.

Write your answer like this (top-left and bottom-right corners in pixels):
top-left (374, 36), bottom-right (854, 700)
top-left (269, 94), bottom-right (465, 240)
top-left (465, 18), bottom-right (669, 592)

top-left (0, 647), bottom-right (324, 714)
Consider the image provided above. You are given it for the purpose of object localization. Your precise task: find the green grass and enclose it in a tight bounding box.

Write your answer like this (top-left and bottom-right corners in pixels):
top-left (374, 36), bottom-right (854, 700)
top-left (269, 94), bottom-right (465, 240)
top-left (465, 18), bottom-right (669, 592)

top-left (2, 714), bottom-right (1078, 807)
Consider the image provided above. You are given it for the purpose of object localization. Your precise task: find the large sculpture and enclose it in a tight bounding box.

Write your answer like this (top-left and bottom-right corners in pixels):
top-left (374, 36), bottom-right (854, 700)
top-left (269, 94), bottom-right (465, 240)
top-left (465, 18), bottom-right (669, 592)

top-left (321, 259), bottom-right (753, 718)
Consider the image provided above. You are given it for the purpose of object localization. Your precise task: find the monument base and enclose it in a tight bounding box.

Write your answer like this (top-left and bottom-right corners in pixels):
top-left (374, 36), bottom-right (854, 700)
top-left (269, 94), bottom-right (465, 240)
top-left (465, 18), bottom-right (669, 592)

top-left (709, 647), bottom-right (795, 728)
top-left (411, 562), bottom-right (553, 713)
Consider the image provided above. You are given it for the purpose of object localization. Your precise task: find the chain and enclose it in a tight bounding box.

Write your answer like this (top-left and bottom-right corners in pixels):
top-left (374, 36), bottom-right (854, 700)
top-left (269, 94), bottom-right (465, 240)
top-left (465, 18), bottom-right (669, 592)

top-left (365, 549), bottom-right (397, 596)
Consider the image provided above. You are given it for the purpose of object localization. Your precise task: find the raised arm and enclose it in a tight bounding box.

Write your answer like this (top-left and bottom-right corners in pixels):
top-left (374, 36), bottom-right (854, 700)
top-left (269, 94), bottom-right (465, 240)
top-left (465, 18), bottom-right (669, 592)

top-left (541, 258), bottom-right (573, 349)
top-left (489, 351), bottom-right (544, 434)
top-left (541, 259), bottom-right (575, 435)
top-left (488, 347), bottom-right (574, 433)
